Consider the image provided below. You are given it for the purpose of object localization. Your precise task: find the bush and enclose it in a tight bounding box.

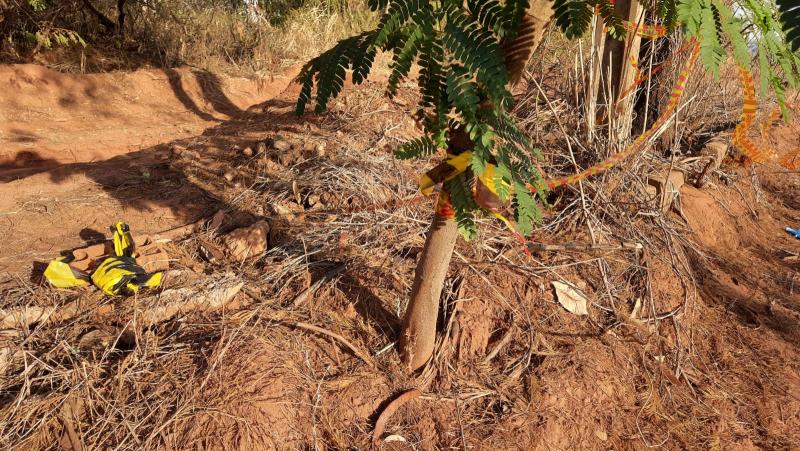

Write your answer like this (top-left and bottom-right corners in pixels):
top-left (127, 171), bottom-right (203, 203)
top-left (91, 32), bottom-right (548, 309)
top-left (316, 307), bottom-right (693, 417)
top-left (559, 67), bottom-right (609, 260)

top-left (0, 0), bottom-right (376, 74)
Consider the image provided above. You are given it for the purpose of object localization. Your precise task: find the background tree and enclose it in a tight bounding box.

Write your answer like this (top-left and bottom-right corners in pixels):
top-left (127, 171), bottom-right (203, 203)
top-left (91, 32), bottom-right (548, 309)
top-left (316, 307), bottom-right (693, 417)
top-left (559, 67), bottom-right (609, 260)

top-left (296, 0), bottom-right (800, 372)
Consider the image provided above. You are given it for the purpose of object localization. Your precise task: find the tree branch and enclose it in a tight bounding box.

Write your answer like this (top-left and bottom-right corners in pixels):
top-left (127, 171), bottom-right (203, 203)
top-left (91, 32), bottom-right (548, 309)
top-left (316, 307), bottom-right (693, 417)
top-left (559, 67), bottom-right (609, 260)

top-left (80, 0), bottom-right (115, 32)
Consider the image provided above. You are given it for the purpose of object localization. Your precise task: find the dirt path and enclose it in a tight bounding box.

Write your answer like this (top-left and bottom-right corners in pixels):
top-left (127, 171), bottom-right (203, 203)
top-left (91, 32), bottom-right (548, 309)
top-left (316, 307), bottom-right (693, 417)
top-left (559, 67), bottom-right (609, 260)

top-left (0, 64), bottom-right (297, 281)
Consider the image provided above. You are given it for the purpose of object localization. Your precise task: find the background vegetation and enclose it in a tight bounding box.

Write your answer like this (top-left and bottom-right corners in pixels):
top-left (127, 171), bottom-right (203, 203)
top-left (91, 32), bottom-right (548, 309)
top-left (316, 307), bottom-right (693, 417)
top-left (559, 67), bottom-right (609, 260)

top-left (0, 0), bottom-right (376, 73)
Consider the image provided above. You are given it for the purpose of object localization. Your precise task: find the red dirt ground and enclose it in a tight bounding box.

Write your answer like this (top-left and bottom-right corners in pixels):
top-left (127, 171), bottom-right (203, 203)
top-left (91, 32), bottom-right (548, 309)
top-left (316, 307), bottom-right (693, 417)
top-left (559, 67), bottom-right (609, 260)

top-left (0, 64), bottom-right (296, 282)
top-left (1, 63), bottom-right (799, 449)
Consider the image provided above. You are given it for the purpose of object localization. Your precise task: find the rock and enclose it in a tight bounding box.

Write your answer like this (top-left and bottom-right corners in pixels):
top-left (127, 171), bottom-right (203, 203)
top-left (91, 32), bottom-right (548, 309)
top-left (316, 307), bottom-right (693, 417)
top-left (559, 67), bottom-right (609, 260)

top-left (208, 210), bottom-right (225, 232)
top-left (272, 139), bottom-right (292, 152)
top-left (198, 237), bottom-right (226, 263)
top-left (136, 249), bottom-right (170, 272)
top-left (646, 169), bottom-right (685, 212)
top-left (273, 202), bottom-right (305, 222)
top-left (223, 171), bottom-right (235, 182)
top-left (222, 220), bottom-right (270, 261)
top-left (307, 193), bottom-right (322, 209)
top-left (263, 159), bottom-right (281, 172)
top-left (279, 150), bottom-right (303, 167)
top-left (315, 142), bottom-right (326, 157)
top-left (242, 147), bottom-right (254, 157)
top-left (181, 149), bottom-right (200, 160)
top-left (703, 138), bottom-right (728, 170)
top-left (256, 141), bottom-right (268, 155)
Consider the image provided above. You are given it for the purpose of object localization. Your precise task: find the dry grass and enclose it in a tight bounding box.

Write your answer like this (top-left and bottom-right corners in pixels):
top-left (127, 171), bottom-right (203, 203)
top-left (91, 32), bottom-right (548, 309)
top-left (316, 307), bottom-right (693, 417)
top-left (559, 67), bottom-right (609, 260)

top-left (1, 0), bottom-right (377, 75)
top-left (2, 19), bottom-right (800, 451)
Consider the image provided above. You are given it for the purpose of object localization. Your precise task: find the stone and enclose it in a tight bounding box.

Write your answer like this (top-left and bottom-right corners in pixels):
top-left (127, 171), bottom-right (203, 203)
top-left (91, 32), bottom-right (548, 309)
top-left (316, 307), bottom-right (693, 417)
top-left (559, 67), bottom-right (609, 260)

top-left (273, 202), bottom-right (305, 222)
top-left (272, 139), bottom-right (292, 152)
top-left (136, 249), bottom-right (170, 272)
top-left (242, 146), bottom-right (254, 157)
top-left (646, 169), bottom-right (685, 212)
top-left (170, 144), bottom-right (185, 156)
top-left (223, 171), bottom-right (235, 182)
top-left (222, 220), bottom-right (270, 261)
top-left (703, 138), bottom-right (728, 170)
top-left (315, 142), bottom-right (326, 157)
top-left (256, 141), bottom-right (268, 155)
top-left (307, 193), bottom-right (322, 209)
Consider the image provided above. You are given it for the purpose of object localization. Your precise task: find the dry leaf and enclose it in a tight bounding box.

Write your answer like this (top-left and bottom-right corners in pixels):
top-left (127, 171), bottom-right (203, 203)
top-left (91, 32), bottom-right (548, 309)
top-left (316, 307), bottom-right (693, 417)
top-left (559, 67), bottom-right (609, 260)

top-left (552, 281), bottom-right (589, 315)
top-left (384, 435), bottom-right (407, 443)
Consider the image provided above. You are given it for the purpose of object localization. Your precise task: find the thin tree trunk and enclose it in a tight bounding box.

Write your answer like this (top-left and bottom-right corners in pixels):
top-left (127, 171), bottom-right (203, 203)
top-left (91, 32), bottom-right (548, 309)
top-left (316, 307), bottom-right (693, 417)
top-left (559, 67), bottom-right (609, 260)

top-left (116, 0), bottom-right (126, 36)
top-left (398, 4), bottom-right (555, 373)
top-left (81, 0), bottom-right (116, 32)
top-left (400, 213), bottom-right (458, 371)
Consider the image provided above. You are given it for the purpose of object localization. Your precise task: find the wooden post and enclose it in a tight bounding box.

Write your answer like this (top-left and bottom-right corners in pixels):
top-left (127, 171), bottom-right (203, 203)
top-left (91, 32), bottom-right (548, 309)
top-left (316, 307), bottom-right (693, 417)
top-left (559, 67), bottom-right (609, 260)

top-left (587, 0), bottom-right (644, 142)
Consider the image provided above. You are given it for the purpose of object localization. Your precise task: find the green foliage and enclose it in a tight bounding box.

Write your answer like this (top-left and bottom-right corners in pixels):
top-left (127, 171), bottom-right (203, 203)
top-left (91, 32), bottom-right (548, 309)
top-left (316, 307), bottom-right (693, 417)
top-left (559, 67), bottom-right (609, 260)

top-left (445, 174), bottom-right (479, 240)
top-left (553, 0), bottom-right (624, 39)
top-left (466, 0), bottom-right (528, 38)
top-left (776, 0), bottom-right (800, 51)
top-left (296, 0), bottom-right (547, 240)
top-left (28, 0), bottom-right (47, 12)
top-left (395, 137), bottom-right (438, 159)
top-left (296, 31), bottom-right (377, 115)
top-left (297, 0), bottom-right (799, 240)
top-left (679, 0), bottom-right (800, 112)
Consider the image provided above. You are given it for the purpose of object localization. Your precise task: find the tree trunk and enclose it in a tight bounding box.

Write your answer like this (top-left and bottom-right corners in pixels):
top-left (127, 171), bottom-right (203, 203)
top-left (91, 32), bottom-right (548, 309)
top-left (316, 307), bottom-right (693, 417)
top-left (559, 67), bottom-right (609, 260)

top-left (400, 212), bottom-right (458, 371)
top-left (81, 0), bottom-right (116, 32)
top-left (116, 0), bottom-right (126, 36)
top-left (587, 0), bottom-right (643, 142)
top-left (398, 4), bottom-right (555, 373)
top-left (503, 0), bottom-right (555, 85)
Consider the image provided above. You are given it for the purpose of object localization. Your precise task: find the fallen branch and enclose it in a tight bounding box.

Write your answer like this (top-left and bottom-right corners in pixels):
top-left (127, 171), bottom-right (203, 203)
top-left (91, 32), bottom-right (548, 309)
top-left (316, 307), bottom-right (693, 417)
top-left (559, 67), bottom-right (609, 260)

top-left (287, 321), bottom-right (373, 368)
top-left (0, 276), bottom-right (242, 330)
top-left (528, 241), bottom-right (643, 253)
top-left (1, 302), bottom-right (112, 329)
top-left (372, 388), bottom-right (422, 446)
top-left (133, 277), bottom-right (244, 326)
top-left (484, 326), bottom-right (514, 364)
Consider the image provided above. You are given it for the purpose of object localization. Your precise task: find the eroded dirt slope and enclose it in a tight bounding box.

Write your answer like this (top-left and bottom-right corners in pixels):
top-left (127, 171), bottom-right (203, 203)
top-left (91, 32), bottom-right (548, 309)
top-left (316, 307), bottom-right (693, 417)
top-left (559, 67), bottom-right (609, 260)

top-left (0, 64), bottom-right (296, 280)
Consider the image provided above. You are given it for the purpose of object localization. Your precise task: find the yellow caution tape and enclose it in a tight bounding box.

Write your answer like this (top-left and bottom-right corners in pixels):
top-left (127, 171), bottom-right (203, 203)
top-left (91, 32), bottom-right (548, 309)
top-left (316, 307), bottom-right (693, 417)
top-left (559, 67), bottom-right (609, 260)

top-left (43, 257), bottom-right (91, 288)
top-left (112, 221), bottom-right (134, 257)
top-left (92, 256), bottom-right (163, 296)
top-left (44, 222), bottom-right (163, 296)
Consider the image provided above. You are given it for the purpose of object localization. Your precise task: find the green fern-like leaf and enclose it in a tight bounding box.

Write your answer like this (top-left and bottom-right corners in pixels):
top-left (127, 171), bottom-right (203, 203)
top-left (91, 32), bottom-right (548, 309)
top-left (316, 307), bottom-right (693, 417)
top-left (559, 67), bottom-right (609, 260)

top-left (444, 6), bottom-right (512, 106)
top-left (446, 65), bottom-right (480, 123)
top-left (714, 0), bottom-right (750, 67)
top-left (493, 157), bottom-right (513, 203)
top-left (466, 0), bottom-right (530, 38)
top-left (513, 182), bottom-right (542, 236)
top-left (368, 0), bottom-right (390, 11)
top-left (395, 137), bottom-right (438, 159)
top-left (699, 3), bottom-right (725, 78)
top-left (657, 0), bottom-right (678, 31)
top-left (417, 32), bottom-right (448, 135)
top-left (388, 27), bottom-right (424, 96)
top-left (595, 0), bottom-right (625, 39)
top-left (446, 173), bottom-right (479, 240)
top-left (374, 0), bottom-right (429, 48)
top-left (777, 0), bottom-right (800, 51)
top-left (553, 0), bottom-right (595, 39)
top-left (296, 31), bottom-right (376, 115)
top-left (677, 0), bottom-right (703, 36)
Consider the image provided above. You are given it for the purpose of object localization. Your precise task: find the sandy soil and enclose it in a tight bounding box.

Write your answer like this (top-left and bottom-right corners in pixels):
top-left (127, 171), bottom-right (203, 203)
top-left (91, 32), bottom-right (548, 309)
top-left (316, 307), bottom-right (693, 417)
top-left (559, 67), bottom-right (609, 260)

top-left (0, 64), bottom-right (297, 281)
